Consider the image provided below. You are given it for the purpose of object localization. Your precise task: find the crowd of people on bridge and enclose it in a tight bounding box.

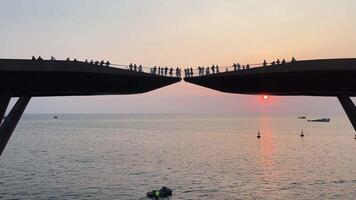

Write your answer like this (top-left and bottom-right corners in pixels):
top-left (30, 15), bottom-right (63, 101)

top-left (127, 63), bottom-right (182, 77)
top-left (31, 56), bottom-right (112, 67)
top-left (31, 56), bottom-right (297, 78)
top-left (183, 57), bottom-right (298, 78)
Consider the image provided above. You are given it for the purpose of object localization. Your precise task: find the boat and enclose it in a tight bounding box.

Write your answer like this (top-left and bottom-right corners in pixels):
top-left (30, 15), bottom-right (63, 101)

top-left (53, 115), bottom-right (58, 119)
top-left (257, 131), bottom-right (261, 139)
top-left (147, 186), bottom-right (172, 198)
top-left (298, 116), bottom-right (306, 119)
top-left (300, 129), bottom-right (304, 137)
top-left (307, 118), bottom-right (330, 122)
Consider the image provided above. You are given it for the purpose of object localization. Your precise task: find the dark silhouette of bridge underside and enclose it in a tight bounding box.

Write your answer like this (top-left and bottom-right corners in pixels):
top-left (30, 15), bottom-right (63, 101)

top-left (0, 59), bottom-right (180, 96)
top-left (185, 59), bottom-right (356, 131)
top-left (0, 59), bottom-right (180, 157)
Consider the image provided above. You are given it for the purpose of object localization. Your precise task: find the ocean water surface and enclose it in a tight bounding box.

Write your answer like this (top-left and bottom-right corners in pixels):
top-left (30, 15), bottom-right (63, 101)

top-left (0, 114), bottom-right (355, 199)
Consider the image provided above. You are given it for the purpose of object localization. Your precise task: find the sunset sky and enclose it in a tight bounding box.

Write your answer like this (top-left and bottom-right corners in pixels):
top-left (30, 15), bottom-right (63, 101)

top-left (1, 0), bottom-right (355, 115)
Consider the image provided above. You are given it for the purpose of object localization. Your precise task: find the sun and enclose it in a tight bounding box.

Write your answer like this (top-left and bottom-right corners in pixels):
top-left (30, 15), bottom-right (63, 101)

top-left (263, 95), bottom-right (269, 100)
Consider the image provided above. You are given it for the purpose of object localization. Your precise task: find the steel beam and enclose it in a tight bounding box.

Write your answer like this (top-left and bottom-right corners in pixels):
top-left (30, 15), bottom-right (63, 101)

top-left (338, 96), bottom-right (356, 131)
top-left (0, 95), bottom-right (11, 124)
top-left (0, 97), bottom-right (31, 157)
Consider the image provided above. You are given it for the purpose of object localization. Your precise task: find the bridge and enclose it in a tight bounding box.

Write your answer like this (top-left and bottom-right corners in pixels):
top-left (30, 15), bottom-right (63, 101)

top-left (0, 59), bottom-right (181, 157)
top-left (184, 58), bottom-right (356, 131)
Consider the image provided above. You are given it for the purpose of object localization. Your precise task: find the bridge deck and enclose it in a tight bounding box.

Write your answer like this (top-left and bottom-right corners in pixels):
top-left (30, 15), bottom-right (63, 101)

top-left (0, 59), bottom-right (181, 97)
top-left (184, 58), bottom-right (356, 97)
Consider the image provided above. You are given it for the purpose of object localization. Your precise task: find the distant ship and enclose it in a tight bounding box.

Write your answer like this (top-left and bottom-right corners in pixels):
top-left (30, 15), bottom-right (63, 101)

top-left (53, 116), bottom-right (58, 119)
top-left (298, 116), bottom-right (306, 119)
top-left (307, 118), bottom-right (330, 122)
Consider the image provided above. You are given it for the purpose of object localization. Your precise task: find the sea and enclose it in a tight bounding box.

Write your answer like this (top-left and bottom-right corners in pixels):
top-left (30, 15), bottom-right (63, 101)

top-left (0, 114), bottom-right (355, 200)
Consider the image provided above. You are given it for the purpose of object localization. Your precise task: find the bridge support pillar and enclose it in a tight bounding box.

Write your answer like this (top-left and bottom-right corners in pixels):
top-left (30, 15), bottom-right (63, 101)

top-left (0, 95), bottom-right (11, 124)
top-left (0, 96), bottom-right (31, 157)
top-left (337, 96), bottom-right (356, 132)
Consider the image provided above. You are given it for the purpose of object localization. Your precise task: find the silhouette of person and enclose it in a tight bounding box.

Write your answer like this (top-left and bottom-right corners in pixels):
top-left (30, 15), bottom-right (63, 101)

top-left (66, 57), bottom-right (70, 62)
top-left (237, 63), bottom-right (241, 70)
top-left (276, 59), bottom-right (280, 65)
top-left (85, 59), bottom-right (88, 64)
top-left (176, 67), bottom-right (180, 77)
top-left (216, 65), bottom-right (219, 73)
top-left (90, 60), bottom-right (94, 64)
top-left (282, 59), bottom-right (286, 64)
top-left (95, 61), bottom-right (99, 65)
top-left (169, 67), bottom-right (173, 76)
top-left (165, 67), bottom-right (168, 76)
top-left (32, 56), bottom-right (36, 61)
top-left (139, 65), bottom-right (143, 72)
top-left (134, 64), bottom-right (137, 71)
top-left (211, 65), bottom-right (215, 74)
top-left (190, 67), bottom-right (193, 76)
top-left (263, 60), bottom-right (267, 67)
top-left (100, 60), bottom-right (104, 66)
top-left (233, 63), bottom-right (237, 71)
top-left (246, 64), bottom-right (250, 69)
top-left (206, 67), bottom-right (210, 75)
top-left (50, 56), bottom-right (56, 61)
top-left (106, 61), bottom-right (111, 67)
top-left (271, 61), bottom-right (276, 66)
top-left (161, 67), bottom-right (164, 75)
top-left (291, 57), bottom-right (297, 63)
top-left (129, 63), bottom-right (133, 70)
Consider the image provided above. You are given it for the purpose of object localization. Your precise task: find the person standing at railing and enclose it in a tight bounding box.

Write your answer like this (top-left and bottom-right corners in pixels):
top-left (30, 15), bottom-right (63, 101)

top-left (271, 61), bottom-right (276, 66)
top-left (216, 65), bottom-right (219, 73)
top-left (164, 67), bottom-right (168, 76)
top-left (237, 63), bottom-right (241, 70)
top-left (106, 61), bottom-right (110, 67)
top-left (139, 65), bottom-right (143, 72)
top-left (190, 67), bottom-right (194, 77)
top-left (206, 67), bottom-right (210, 75)
top-left (282, 59), bottom-right (286, 65)
top-left (233, 63), bottom-right (237, 71)
top-left (175, 67), bottom-right (179, 77)
top-left (134, 64), bottom-right (137, 71)
top-left (276, 59), bottom-right (281, 65)
top-left (129, 63), bottom-right (133, 71)
top-left (212, 65), bottom-right (216, 74)
top-left (169, 67), bottom-right (173, 76)
top-left (161, 67), bottom-right (164, 75)
top-left (263, 60), bottom-right (267, 67)
top-left (291, 57), bottom-right (297, 63)
top-left (246, 64), bottom-right (250, 69)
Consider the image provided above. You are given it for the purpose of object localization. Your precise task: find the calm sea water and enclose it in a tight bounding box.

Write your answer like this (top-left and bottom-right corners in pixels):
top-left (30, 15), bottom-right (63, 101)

top-left (0, 114), bottom-right (355, 200)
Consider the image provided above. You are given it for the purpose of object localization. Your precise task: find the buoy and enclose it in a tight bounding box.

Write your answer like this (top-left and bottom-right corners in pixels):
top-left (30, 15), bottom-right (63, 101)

top-left (257, 130), bottom-right (261, 139)
top-left (300, 129), bottom-right (304, 137)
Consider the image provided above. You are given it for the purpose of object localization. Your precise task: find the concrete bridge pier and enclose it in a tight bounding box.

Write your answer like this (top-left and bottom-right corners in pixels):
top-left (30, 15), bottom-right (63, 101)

top-left (338, 96), bottom-right (356, 132)
top-left (0, 96), bottom-right (31, 157)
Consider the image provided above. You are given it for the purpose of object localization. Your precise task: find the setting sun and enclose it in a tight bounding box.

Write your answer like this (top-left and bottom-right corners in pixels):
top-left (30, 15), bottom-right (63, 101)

top-left (263, 95), bottom-right (269, 100)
